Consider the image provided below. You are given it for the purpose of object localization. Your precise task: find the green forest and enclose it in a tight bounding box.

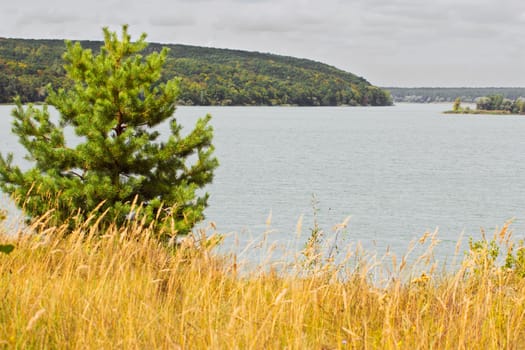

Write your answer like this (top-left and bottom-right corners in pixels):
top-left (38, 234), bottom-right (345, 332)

top-left (0, 38), bottom-right (392, 106)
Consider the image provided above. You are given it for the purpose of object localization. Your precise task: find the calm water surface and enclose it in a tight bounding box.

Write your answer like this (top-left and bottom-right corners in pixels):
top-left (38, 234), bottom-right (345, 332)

top-left (1, 103), bottom-right (524, 262)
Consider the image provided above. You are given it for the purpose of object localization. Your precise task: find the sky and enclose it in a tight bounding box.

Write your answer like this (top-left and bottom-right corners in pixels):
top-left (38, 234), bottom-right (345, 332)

top-left (2, 0), bottom-right (525, 87)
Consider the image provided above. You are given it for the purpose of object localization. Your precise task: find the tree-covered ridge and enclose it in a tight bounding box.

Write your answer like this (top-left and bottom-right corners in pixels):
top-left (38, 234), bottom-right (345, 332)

top-left (0, 38), bottom-right (392, 106)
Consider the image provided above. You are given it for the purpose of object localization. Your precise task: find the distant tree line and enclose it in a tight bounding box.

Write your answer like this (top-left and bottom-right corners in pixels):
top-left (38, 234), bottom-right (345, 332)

top-left (385, 87), bottom-right (525, 103)
top-left (0, 38), bottom-right (392, 106)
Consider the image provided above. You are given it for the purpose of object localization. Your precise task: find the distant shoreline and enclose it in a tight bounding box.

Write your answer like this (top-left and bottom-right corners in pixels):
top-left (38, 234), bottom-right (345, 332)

top-left (444, 109), bottom-right (524, 115)
top-left (385, 87), bottom-right (525, 104)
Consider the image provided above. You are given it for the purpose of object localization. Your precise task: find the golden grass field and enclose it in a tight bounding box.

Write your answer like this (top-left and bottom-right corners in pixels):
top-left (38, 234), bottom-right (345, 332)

top-left (1, 212), bottom-right (525, 349)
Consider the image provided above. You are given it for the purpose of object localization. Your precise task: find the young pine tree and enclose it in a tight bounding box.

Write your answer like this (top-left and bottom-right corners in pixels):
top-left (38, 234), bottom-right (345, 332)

top-left (0, 26), bottom-right (218, 239)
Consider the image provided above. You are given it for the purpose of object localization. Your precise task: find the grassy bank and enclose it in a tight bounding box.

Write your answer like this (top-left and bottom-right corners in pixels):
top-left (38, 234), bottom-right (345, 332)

top-left (444, 108), bottom-right (521, 115)
top-left (1, 215), bottom-right (525, 349)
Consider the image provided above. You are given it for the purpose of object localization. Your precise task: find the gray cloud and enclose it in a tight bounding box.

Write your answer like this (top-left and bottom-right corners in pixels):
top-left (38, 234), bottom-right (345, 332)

top-left (215, 11), bottom-right (326, 34)
top-left (148, 14), bottom-right (197, 27)
top-left (16, 9), bottom-right (82, 25)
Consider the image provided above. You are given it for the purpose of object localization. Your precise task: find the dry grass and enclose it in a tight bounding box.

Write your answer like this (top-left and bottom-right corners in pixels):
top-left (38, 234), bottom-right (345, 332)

top-left (1, 214), bottom-right (525, 349)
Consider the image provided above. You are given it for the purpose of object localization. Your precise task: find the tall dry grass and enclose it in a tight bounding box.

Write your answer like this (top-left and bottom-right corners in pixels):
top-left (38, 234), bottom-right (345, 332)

top-left (0, 212), bottom-right (525, 349)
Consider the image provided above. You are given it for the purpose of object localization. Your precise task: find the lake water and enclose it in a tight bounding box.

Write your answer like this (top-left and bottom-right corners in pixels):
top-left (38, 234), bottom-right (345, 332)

top-left (1, 103), bottom-right (525, 263)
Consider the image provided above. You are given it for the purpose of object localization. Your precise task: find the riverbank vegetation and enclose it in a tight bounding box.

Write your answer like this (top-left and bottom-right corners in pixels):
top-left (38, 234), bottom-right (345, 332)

top-left (0, 38), bottom-right (391, 106)
top-left (444, 95), bottom-right (525, 115)
top-left (1, 211), bottom-right (525, 348)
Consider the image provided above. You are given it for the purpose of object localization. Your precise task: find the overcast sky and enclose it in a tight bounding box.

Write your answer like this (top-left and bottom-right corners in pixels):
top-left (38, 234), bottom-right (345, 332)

top-left (2, 0), bottom-right (525, 87)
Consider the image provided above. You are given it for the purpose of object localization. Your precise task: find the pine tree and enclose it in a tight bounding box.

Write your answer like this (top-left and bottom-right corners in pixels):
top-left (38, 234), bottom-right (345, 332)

top-left (0, 26), bottom-right (218, 239)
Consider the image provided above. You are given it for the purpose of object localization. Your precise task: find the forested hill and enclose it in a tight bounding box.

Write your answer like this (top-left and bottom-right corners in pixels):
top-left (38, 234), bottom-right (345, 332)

top-left (385, 87), bottom-right (525, 103)
top-left (0, 38), bottom-right (392, 106)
